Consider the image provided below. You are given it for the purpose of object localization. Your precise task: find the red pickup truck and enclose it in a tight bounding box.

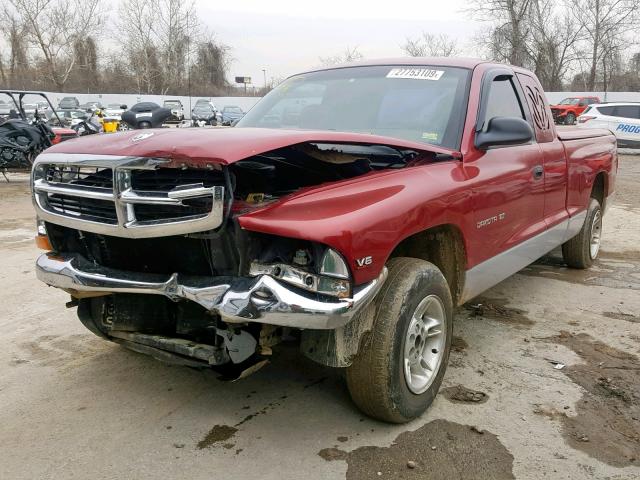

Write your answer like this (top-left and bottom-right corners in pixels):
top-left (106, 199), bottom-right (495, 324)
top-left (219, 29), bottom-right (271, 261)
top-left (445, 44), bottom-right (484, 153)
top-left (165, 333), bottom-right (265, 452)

top-left (32, 58), bottom-right (616, 423)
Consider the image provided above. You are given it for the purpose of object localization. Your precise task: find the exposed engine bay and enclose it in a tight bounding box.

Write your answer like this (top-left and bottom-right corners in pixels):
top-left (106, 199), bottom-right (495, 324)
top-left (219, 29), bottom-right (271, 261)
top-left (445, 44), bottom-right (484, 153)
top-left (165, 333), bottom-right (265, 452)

top-left (37, 141), bottom-right (440, 377)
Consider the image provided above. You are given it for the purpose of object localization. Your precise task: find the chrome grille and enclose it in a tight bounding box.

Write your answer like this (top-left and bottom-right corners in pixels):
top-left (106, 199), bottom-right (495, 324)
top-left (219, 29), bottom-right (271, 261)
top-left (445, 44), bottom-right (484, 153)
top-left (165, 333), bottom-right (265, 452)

top-left (32, 154), bottom-right (225, 239)
top-left (46, 194), bottom-right (118, 224)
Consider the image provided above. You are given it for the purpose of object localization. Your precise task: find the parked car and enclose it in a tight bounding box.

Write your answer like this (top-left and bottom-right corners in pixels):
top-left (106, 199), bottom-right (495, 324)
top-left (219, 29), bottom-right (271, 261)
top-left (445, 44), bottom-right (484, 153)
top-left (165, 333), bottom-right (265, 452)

top-left (163, 99), bottom-right (185, 123)
top-left (21, 103), bottom-right (39, 117)
top-left (577, 102), bottom-right (640, 148)
top-left (80, 101), bottom-right (104, 112)
top-left (191, 103), bottom-right (219, 126)
top-left (0, 100), bottom-right (17, 118)
top-left (58, 96), bottom-right (80, 110)
top-left (31, 59), bottom-right (616, 423)
top-left (49, 109), bottom-right (92, 128)
top-left (549, 96), bottom-right (600, 125)
top-left (105, 103), bottom-right (126, 118)
top-left (221, 105), bottom-right (244, 125)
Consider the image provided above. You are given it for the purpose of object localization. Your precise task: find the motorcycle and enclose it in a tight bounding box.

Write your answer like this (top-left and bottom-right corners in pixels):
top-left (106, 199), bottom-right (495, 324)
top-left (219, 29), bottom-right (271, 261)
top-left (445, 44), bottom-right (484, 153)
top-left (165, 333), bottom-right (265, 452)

top-left (71, 110), bottom-right (102, 136)
top-left (0, 90), bottom-right (75, 181)
top-left (121, 102), bottom-right (172, 129)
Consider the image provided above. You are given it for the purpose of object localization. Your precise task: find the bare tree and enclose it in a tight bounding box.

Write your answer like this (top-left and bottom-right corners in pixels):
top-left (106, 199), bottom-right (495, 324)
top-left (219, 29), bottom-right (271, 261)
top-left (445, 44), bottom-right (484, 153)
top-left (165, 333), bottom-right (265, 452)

top-left (570, 0), bottom-right (639, 90)
top-left (189, 39), bottom-right (231, 96)
top-left (119, 0), bottom-right (225, 95)
top-left (319, 46), bottom-right (364, 66)
top-left (0, 7), bottom-right (32, 88)
top-left (401, 32), bottom-right (459, 57)
top-left (467, 0), bottom-right (533, 67)
top-left (527, 0), bottom-right (584, 90)
top-left (155, 0), bottom-right (200, 94)
top-left (6, 0), bottom-right (104, 91)
top-left (119, 0), bottom-right (160, 94)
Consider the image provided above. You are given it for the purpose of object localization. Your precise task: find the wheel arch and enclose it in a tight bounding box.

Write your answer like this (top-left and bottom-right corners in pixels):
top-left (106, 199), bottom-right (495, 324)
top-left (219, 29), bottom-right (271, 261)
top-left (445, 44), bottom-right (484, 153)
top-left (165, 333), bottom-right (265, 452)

top-left (591, 171), bottom-right (607, 210)
top-left (388, 223), bottom-right (468, 306)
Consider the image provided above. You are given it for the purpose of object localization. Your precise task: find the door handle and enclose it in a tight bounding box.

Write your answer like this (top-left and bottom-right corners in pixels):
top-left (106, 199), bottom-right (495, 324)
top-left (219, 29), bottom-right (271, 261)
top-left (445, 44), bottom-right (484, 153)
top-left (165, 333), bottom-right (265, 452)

top-left (532, 165), bottom-right (544, 180)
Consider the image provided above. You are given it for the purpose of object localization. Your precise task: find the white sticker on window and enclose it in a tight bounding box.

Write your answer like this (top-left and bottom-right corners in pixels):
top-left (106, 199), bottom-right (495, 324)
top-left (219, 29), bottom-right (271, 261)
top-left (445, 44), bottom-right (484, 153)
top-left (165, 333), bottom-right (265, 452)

top-left (386, 68), bottom-right (444, 80)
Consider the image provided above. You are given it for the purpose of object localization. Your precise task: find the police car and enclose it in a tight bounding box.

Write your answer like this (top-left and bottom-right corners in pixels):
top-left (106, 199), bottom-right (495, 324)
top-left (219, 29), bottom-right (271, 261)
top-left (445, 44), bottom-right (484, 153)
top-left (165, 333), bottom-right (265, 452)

top-left (577, 102), bottom-right (640, 148)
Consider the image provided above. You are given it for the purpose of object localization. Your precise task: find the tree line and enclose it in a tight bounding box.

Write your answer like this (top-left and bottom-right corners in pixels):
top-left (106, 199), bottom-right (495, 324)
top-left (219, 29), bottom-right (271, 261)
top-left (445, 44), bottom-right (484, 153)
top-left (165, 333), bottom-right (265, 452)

top-left (322, 0), bottom-right (640, 92)
top-left (0, 0), bottom-right (232, 96)
top-left (2, 0), bottom-right (640, 95)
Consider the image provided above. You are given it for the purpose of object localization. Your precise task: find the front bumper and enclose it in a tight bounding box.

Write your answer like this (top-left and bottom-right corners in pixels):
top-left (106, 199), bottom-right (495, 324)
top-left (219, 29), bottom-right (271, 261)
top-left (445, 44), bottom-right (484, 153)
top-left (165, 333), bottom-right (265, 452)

top-left (36, 253), bottom-right (387, 330)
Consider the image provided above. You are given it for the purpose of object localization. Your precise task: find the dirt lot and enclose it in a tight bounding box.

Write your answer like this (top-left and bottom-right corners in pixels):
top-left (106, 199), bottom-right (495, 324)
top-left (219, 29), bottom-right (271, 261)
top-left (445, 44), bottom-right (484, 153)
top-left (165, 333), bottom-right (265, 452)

top-left (0, 155), bottom-right (639, 480)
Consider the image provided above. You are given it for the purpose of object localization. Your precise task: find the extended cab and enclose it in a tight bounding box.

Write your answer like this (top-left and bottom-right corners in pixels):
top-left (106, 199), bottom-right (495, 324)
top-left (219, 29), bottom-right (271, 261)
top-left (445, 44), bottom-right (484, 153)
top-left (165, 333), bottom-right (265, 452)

top-left (32, 59), bottom-right (616, 423)
top-left (550, 96), bottom-right (600, 125)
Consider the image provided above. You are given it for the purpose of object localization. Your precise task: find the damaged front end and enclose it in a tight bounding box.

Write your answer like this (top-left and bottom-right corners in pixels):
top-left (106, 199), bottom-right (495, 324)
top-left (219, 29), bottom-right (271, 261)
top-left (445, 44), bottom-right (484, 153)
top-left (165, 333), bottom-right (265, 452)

top-left (31, 139), bottom-right (438, 373)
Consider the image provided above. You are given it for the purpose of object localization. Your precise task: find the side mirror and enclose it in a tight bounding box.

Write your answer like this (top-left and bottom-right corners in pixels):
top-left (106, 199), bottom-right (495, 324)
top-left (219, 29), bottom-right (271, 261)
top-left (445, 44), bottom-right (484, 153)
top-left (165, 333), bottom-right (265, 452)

top-left (120, 105), bottom-right (128, 110)
top-left (475, 117), bottom-right (534, 150)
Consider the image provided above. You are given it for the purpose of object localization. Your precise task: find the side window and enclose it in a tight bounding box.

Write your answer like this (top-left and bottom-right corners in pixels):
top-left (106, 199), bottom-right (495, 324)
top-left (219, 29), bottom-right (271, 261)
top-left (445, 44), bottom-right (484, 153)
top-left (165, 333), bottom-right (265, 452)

top-left (597, 106), bottom-right (615, 116)
top-left (588, 98), bottom-right (598, 104)
top-left (578, 99), bottom-right (588, 106)
top-left (483, 78), bottom-right (525, 124)
top-left (612, 105), bottom-right (640, 120)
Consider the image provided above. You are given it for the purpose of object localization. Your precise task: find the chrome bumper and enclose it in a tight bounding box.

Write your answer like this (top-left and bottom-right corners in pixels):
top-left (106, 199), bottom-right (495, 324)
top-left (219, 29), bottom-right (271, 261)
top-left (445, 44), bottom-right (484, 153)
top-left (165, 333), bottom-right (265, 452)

top-left (36, 253), bottom-right (387, 330)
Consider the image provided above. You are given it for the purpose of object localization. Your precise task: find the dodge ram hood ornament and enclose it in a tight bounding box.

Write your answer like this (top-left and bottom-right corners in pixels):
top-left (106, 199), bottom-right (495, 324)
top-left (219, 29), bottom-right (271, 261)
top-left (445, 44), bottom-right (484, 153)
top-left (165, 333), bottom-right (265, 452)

top-left (131, 132), bottom-right (155, 142)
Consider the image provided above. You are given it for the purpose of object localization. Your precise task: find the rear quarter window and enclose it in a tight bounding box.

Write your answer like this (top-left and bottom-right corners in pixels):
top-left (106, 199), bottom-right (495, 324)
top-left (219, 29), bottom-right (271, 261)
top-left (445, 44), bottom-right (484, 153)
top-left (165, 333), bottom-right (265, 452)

top-left (613, 105), bottom-right (640, 120)
top-left (596, 106), bottom-right (615, 116)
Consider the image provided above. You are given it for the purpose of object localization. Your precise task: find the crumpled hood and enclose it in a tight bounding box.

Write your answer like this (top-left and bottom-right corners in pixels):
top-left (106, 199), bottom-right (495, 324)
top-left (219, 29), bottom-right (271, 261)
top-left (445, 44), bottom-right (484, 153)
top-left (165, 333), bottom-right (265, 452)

top-left (42, 127), bottom-right (454, 166)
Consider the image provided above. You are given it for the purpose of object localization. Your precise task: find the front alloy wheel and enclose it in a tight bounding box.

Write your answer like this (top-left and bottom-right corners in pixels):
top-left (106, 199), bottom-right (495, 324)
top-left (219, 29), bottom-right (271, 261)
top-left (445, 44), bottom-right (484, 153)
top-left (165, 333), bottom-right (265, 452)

top-left (403, 295), bottom-right (446, 394)
top-left (346, 257), bottom-right (453, 423)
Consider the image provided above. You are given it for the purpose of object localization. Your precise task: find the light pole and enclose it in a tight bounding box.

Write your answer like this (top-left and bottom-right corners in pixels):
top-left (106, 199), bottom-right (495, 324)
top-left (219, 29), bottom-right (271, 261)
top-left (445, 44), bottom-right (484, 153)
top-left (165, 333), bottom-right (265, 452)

top-left (262, 69), bottom-right (267, 91)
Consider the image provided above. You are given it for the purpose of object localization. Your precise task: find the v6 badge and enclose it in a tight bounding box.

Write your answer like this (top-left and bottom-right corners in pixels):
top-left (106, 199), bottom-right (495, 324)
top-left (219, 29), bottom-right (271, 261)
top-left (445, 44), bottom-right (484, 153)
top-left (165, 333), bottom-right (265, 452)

top-left (356, 256), bottom-right (373, 267)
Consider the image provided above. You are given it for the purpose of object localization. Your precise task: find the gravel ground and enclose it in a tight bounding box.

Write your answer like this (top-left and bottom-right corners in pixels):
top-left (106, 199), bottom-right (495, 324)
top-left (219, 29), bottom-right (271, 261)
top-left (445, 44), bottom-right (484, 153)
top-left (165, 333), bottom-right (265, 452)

top-left (0, 154), bottom-right (638, 480)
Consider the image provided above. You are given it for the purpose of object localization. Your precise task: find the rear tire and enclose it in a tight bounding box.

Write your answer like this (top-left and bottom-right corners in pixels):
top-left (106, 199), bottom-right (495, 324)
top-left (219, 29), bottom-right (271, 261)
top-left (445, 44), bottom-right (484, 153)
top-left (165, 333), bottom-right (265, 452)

top-left (346, 257), bottom-right (453, 423)
top-left (562, 198), bottom-right (602, 269)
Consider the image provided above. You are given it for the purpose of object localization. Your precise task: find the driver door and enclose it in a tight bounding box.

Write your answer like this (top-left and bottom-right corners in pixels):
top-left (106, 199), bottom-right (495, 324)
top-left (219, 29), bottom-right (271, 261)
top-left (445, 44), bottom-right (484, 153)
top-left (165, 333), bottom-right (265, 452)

top-left (470, 71), bottom-right (545, 263)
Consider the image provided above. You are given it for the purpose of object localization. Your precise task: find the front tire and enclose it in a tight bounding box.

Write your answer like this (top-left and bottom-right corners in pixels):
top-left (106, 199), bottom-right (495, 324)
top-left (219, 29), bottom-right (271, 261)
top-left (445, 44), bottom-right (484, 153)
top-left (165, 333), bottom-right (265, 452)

top-left (346, 257), bottom-right (453, 423)
top-left (565, 112), bottom-right (576, 125)
top-left (562, 198), bottom-right (602, 269)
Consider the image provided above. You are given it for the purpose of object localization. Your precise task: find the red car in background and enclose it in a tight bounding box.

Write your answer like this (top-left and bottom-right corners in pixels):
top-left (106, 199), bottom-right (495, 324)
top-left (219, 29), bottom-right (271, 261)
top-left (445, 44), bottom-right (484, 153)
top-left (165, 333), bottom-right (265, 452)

top-left (550, 96), bottom-right (601, 125)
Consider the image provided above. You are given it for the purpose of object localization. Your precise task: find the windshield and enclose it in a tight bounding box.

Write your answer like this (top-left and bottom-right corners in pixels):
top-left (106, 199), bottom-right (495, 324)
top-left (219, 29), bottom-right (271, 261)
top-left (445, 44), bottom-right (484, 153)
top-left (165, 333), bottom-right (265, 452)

top-left (194, 106), bottom-right (213, 114)
top-left (164, 101), bottom-right (181, 107)
top-left (237, 65), bottom-right (471, 149)
top-left (559, 98), bottom-right (580, 105)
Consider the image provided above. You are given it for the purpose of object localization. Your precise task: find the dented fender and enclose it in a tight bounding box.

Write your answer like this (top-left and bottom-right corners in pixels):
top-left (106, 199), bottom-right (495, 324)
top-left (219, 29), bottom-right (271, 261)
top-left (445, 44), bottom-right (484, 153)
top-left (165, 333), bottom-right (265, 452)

top-left (238, 161), bottom-right (474, 286)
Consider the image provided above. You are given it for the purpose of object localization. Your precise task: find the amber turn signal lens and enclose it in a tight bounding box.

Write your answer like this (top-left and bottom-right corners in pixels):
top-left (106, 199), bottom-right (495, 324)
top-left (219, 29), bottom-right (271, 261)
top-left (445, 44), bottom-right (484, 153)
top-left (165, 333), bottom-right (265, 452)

top-left (35, 235), bottom-right (53, 251)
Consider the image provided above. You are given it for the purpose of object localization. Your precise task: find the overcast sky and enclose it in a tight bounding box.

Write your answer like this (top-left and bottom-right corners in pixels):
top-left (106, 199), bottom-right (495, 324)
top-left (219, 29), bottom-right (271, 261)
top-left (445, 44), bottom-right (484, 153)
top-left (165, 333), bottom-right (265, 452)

top-left (196, 0), bottom-right (481, 85)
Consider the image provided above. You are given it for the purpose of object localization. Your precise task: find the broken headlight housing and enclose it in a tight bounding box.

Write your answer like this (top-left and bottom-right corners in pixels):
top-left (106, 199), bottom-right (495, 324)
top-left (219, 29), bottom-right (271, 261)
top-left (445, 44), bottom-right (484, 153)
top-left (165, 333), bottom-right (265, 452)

top-left (249, 247), bottom-right (351, 299)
